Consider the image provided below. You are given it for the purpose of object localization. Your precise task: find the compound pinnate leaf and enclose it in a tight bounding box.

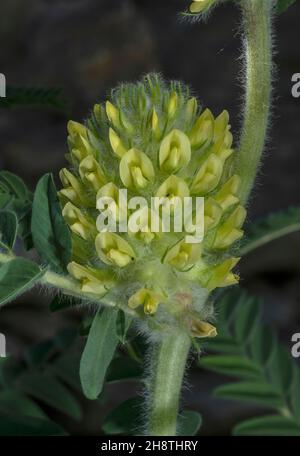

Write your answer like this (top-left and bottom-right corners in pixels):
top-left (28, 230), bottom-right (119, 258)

top-left (80, 308), bottom-right (119, 400)
top-left (0, 413), bottom-right (66, 436)
top-left (0, 171), bottom-right (31, 201)
top-left (233, 415), bottom-right (300, 436)
top-left (0, 390), bottom-right (46, 419)
top-left (200, 355), bottom-right (261, 379)
top-left (250, 325), bottom-right (275, 366)
top-left (214, 381), bottom-right (284, 409)
top-left (234, 296), bottom-right (262, 343)
top-left (0, 210), bottom-right (18, 249)
top-left (102, 397), bottom-right (142, 435)
top-left (31, 173), bottom-right (71, 273)
top-left (240, 206), bottom-right (300, 255)
top-left (268, 344), bottom-right (294, 394)
top-left (18, 372), bottom-right (82, 420)
top-left (0, 258), bottom-right (42, 307)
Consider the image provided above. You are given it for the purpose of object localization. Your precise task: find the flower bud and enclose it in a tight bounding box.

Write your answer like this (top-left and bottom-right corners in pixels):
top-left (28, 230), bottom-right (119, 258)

top-left (109, 128), bottom-right (128, 158)
top-left (190, 153), bottom-right (223, 195)
top-left (167, 91), bottom-right (178, 118)
top-left (214, 175), bottom-right (241, 210)
top-left (185, 97), bottom-right (198, 124)
top-left (189, 319), bottom-right (217, 338)
top-left (190, 0), bottom-right (215, 14)
top-left (151, 108), bottom-right (161, 140)
top-left (189, 108), bottom-right (214, 148)
top-left (204, 198), bottom-right (222, 231)
top-left (203, 257), bottom-right (240, 291)
top-left (106, 101), bottom-right (121, 130)
top-left (213, 205), bottom-right (247, 250)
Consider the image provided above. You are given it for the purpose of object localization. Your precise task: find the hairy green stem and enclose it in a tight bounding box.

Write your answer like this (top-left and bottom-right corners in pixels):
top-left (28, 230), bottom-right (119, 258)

top-left (236, 0), bottom-right (274, 205)
top-left (147, 330), bottom-right (191, 436)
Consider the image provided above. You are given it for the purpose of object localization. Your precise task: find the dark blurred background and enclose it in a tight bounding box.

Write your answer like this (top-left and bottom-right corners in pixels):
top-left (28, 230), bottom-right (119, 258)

top-left (0, 0), bottom-right (300, 435)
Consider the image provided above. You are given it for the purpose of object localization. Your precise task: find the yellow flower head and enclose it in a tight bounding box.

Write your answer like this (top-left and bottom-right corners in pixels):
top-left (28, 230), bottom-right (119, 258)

top-left (59, 74), bottom-right (246, 337)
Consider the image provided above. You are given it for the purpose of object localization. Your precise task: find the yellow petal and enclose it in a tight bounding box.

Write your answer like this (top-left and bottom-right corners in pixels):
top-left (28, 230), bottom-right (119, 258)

top-left (163, 238), bottom-right (202, 270)
top-left (106, 101), bottom-right (121, 129)
top-left (109, 128), bottom-right (127, 158)
top-left (95, 232), bottom-right (136, 267)
top-left (191, 154), bottom-right (223, 195)
top-left (151, 108), bottom-right (161, 140)
top-left (62, 202), bottom-right (95, 240)
top-left (167, 91), bottom-right (178, 118)
top-left (190, 0), bottom-right (211, 13)
top-left (204, 257), bottom-right (240, 290)
top-left (185, 97), bottom-right (198, 124)
top-left (189, 108), bottom-right (214, 148)
top-left (96, 182), bottom-right (127, 222)
top-left (213, 206), bottom-right (246, 249)
top-left (79, 156), bottom-right (106, 191)
top-left (159, 129), bottom-right (191, 172)
top-left (214, 175), bottom-right (241, 210)
top-left (190, 320), bottom-right (217, 338)
top-left (128, 288), bottom-right (163, 314)
top-left (204, 198), bottom-right (222, 231)
top-left (67, 261), bottom-right (114, 296)
top-left (119, 148), bottom-right (155, 189)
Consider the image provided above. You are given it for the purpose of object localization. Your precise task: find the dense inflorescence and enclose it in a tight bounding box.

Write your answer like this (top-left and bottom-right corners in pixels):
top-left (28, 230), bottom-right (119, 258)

top-left (59, 74), bottom-right (246, 337)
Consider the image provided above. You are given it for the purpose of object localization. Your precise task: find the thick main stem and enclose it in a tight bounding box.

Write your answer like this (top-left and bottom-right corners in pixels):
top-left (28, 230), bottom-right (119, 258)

top-left (236, 0), bottom-right (274, 205)
top-left (147, 330), bottom-right (191, 436)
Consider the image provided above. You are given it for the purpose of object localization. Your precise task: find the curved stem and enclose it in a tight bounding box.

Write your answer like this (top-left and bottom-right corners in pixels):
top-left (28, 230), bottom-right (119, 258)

top-left (0, 251), bottom-right (136, 316)
top-left (147, 330), bottom-right (191, 436)
top-left (236, 0), bottom-right (274, 205)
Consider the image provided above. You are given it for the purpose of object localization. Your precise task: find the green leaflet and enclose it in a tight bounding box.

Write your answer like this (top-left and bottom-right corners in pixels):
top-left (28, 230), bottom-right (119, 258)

top-left (177, 410), bottom-right (202, 436)
top-left (240, 206), bottom-right (300, 255)
top-left (0, 258), bottom-right (43, 307)
top-left (0, 210), bottom-right (18, 249)
top-left (200, 355), bottom-right (261, 379)
top-left (0, 413), bottom-right (66, 436)
top-left (17, 372), bottom-right (82, 421)
top-left (0, 390), bottom-right (46, 419)
top-left (0, 171), bottom-right (33, 250)
top-left (102, 397), bottom-right (142, 435)
top-left (31, 173), bottom-right (71, 273)
top-left (201, 289), bottom-right (300, 436)
top-left (80, 308), bottom-right (119, 400)
top-left (214, 381), bottom-right (284, 408)
top-left (234, 415), bottom-right (300, 436)
top-left (277, 0), bottom-right (298, 14)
